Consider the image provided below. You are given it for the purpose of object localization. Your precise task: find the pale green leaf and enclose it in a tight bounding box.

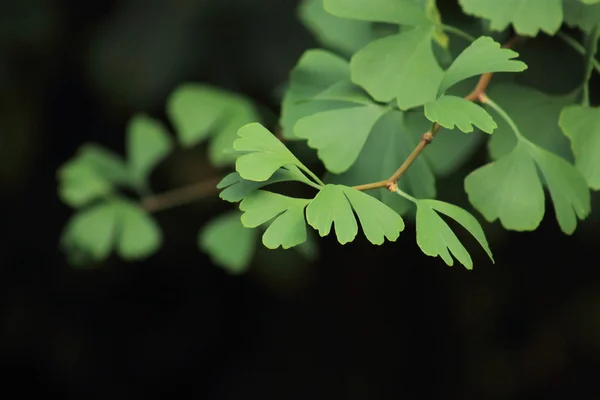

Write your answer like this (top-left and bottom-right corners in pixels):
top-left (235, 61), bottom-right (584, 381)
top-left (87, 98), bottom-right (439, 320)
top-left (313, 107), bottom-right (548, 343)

top-left (560, 105), bottom-right (600, 189)
top-left (327, 110), bottom-right (435, 214)
top-left (114, 200), bottom-right (162, 260)
top-left (71, 144), bottom-right (131, 185)
top-left (424, 95), bottom-right (497, 133)
top-left (199, 211), bottom-right (256, 274)
top-left (218, 168), bottom-right (312, 203)
top-left (438, 36), bottom-right (527, 94)
top-left (208, 100), bottom-right (258, 166)
top-left (294, 103), bottom-right (388, 173)
top-left (458, 0), bottom-right (563, 36)
top-left (529, 144), bottom-right (591, 234)
top-left (126, 114), bottom-right (172, 187)
top-left (324, 0), bottom-right (431, 26)
top-left (350, 27), bottom-right (444, 110)
top-left (58, 162), bottom-right (113, 208)
top-left (487, 84), bottom-right (576, 161)
top-left (299, 0), bottom-right (374, 56)
top-left (61, 202), bottom-right (118, 262)
top-left (233, 123), bottom-right (313, 183)
top-left (240, 191), bottom-right (311, 249)
top-left (465, 142), bottom-right (546, 231)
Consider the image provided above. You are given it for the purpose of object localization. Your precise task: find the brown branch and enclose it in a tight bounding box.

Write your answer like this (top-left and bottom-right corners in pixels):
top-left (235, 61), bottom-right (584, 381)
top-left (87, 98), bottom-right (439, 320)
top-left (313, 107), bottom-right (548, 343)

top-left (352, 35), bottom-right (523, 193)
top-left (141, 176), bottom-right (222, 213)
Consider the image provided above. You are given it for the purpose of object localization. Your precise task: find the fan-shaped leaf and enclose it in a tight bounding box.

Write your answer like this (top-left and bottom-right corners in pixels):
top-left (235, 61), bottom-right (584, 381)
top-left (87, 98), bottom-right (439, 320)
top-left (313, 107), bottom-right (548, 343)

top-left (114, 200), bottom-right (162, 260)
top-left (425, 95), bottom-right (497, 133)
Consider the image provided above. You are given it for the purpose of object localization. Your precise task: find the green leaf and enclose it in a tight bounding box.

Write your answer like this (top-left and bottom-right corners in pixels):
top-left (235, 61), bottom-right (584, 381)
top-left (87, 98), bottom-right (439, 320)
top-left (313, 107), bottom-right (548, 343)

top-left (57, 144), bottom-right (131, 208)
top-left (465, 140), bottom-right (590, 234)
top-left (299, 0), bottom-right (374, 56)
top-left (294, 103), bottom-right (388, 173)
top-left (487, 84), bottom-right (576, 161)
top-left (424, 95), bottom-right (497, 133)
top-left (280, 49), bottom-right (356, 140)
top-left (167, 84), bottom-right (258, 165)
top-left (465, 142), bottom-right (545, 231)
top-left (324, 0), bottom-right (432, 26)
top-left (327, 110), bottom-right (435, 214)
top-left (199, 211), bottom-right (257, 274)
top-left (438, 36), bottom-right (527, 94)
top-left (458, 0), bottom-right (563, 36)
top-left (564, 0), bottom-right (600, 32)
top-left (114, 200), bottom-right (162, 260)
top-left (423, 127), bottom-right (485, 177)
top-left (529, 145), bottom-right (591, 234)
top-left (233, 123), bottom-right (316, 183)
top-left (240, 191), bottom-right (311, 249)
top-left (306, 184), bottom-right (404, 245)
top-left (350, 27), bottom-right (444, 109)
top-left (415, 199), bottom-right (493, 269)
top-left (560, 105), bottom-right (600, 189)
top-left (126, 114), bottom-right (173, 188)
top-left (218, 169), bottom-right (312, 203)
top-left (61, 202), bottom-right (118, 262)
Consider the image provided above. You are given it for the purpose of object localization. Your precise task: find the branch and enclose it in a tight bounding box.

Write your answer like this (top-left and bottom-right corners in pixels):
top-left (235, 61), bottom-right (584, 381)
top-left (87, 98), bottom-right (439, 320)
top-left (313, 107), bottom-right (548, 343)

top-left (353, 35), bottom-right (523, 193)
top-left (141, 176), bottom-right (222, 213)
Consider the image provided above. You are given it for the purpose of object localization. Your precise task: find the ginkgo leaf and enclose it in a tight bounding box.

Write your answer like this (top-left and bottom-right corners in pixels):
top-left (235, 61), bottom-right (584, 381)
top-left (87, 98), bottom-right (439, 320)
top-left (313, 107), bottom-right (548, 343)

top-left (126, 114), bottom-right (173, 188)
top-left (564, 0), bottom-right (600, 32)
top-left (218, 168), bottom-right (312, 203)
top-left (199, 210), bottom-right (257, 274)
top-left (239, 191), bottom-right (311, 249)
top-left (114, 200), bottom-right (162, 260)
top-left (57, 144), bottom-right (132, 208)
top-left (560, 105), bottom-right (600, 189)
top-left (438, 36), bottom-right (527, 94)
top-left (299, 0), bottom-right (374, 56)
top-left (528, 145), bottom-right (591, 234)
top-left (280, 49), bottom-right (358, 140)
top-left (167, 84), bottom-right (258, 165)
top-left (305, 184), bottom-right (404, 245)
top-left (458, 0), bottom-right (563, 36)
top-left (324, 0), bottom-right (432, 26)
top-left (294, 103), bottom-right (389, 173)
top-left (327, 110), bottom-right (435, 214)
top-left (233, 123), bottom-right (316, 183)
top-left (61, 202), bottom-right (118, 263)
top-left (487, 84), bottom-right (576, 161)
top-left (465, 142), bottom-right (546, 231)
top-left (424, 95), bottom-right (497, 133)
top-left (350, 27), bottom-right (444, 109)
top-left (415, 199), bottom-right (493, 269)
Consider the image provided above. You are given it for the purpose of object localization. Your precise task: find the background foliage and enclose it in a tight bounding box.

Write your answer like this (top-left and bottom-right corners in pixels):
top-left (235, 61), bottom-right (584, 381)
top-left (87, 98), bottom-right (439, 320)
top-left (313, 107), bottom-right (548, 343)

top-left (3, 0), bottom-right (600, 398)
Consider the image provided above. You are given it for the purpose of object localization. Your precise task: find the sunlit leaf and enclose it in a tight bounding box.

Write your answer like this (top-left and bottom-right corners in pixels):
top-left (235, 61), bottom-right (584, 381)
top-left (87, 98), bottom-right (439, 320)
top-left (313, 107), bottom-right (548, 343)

top-left (560, 105), bottom-right (600, 189)
top-left (458, 0), bottom-right (563, 36)
top-left (199, 210), bottom-right (257, 274)
top-left (425, 95), bottom-right (497, 133)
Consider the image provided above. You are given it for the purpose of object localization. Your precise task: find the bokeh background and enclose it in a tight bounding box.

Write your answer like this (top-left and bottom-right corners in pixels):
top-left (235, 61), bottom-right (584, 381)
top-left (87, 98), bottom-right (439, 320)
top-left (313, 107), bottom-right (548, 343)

top-left (2, 0), bottom-right (600, 398)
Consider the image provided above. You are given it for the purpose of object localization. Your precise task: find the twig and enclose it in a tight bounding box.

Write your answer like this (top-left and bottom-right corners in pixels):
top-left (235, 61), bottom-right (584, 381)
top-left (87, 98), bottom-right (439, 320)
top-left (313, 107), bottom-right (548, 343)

top-left (142, 176), bottom-right (222, 213)
top-left (353, 35), bottom-right (523, 193)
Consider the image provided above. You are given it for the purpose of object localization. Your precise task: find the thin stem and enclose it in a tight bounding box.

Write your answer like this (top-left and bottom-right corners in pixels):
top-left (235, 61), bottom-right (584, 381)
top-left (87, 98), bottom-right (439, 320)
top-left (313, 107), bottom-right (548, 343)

top-left (479, 94), bottom-right (525, 141)
top-left (142, 176), bottom-right (222, 213)
top-left (557, 31), bottom-right (600, 75)
top-left (395, 187), bottom-right (417, 203)
top-left (441, 24), bottom-right (476, 43)
top-left (301, 166), bottom-right (326, 187)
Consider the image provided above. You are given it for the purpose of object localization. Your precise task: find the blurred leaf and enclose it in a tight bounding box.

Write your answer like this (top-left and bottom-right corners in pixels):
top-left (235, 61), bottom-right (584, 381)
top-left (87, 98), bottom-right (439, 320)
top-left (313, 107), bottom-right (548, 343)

top-left (126, 114), bottom-right (173, 189)
top-left (114, 199), bottom-right (162, 260)
top-left (564, 0), bottom-right (600, 31)
top-left (199, 211), bottom-right (257, 274)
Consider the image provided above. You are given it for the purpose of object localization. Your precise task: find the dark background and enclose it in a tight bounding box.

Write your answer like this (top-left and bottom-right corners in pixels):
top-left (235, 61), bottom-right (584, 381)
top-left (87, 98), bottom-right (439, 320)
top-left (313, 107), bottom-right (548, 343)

top-left (2, 0), bottom-right (600, 398)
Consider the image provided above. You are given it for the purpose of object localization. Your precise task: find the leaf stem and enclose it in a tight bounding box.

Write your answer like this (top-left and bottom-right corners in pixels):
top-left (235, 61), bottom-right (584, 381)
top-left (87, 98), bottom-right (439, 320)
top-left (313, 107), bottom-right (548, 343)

top-left (141, 176), bottom-right (222, 213)
top-left (394, 187), bottom-right (417, 203)
top-left (556, 31), bottom-right (600, 76)
top-left (441, 24), bottom-right (476, 43)
top-left (301, 167), bottom-right (326, 187)
top-left (352, 36), bottom-right (523, 193)
top-left (479, 94), bottom-right (525, 141)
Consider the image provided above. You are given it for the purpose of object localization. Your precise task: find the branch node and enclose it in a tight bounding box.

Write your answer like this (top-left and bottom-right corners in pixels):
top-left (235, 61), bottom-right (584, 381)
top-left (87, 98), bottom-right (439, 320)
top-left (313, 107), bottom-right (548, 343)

top-left (421, 131), bottom-right (434, 144)
top-left (386, 181), bottom-right (398, 192)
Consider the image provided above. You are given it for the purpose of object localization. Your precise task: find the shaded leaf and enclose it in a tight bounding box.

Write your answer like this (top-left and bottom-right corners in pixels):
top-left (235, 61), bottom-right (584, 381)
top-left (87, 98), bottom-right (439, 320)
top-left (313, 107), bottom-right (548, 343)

top-left (560, 105), bottom-right (600, 189)
top-left (458, 0), bottom-right (563, 36)
top-left (114, 200), bottom-right (162, 260)
top-left (564, 0), bottom-right (600, 32)
top-left (324, 0), bottom-right (432, 26)
top-left (199, 211), bottom-right (257, 274)
top-left (425, 95), bottom-right (497, 133)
